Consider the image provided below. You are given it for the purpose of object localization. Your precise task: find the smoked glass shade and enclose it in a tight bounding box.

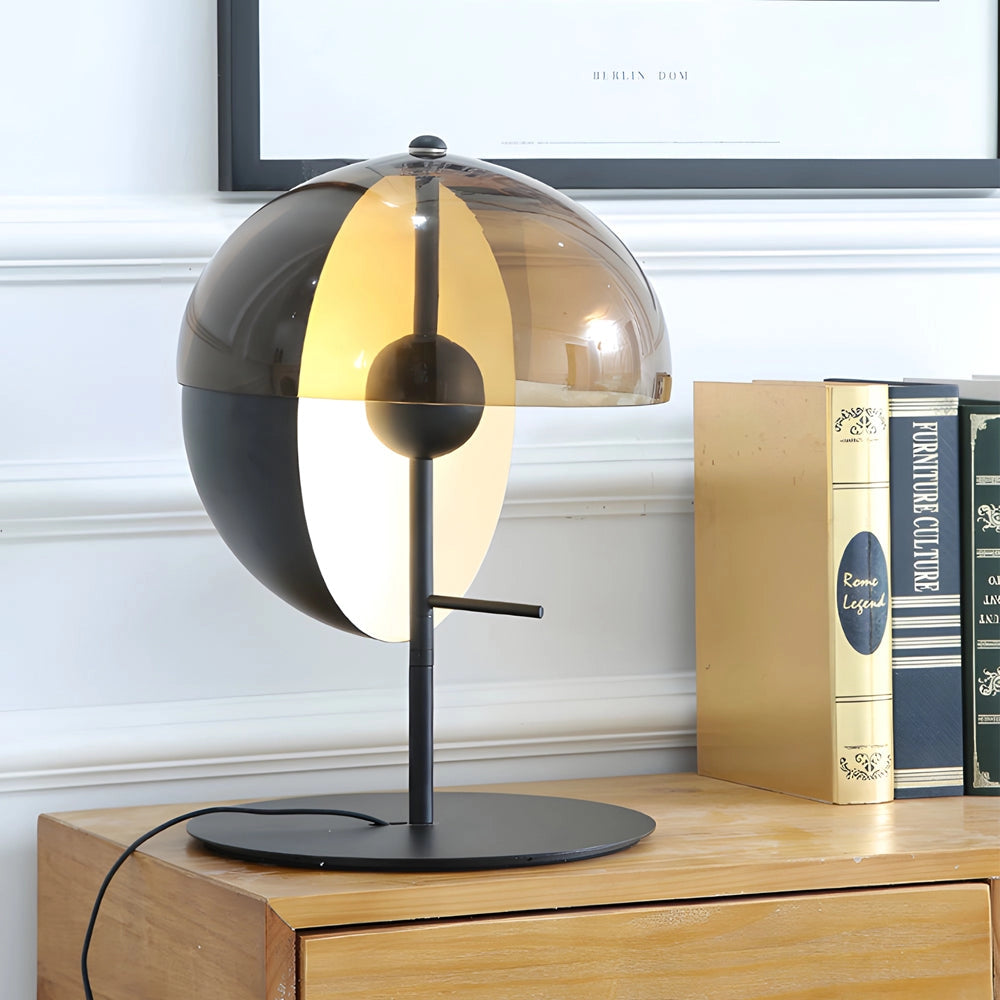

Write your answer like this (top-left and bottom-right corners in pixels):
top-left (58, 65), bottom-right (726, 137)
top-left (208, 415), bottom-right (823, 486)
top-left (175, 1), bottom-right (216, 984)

top-left (178, 145), bottom-right (670, 406)
top-left (178, 141), bottom-right (670, 642)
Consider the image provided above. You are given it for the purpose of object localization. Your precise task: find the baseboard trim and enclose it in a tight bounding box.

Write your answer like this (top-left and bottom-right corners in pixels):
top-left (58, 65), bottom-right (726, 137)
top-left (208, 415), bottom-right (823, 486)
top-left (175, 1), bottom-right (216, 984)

top-left (1, 674), bottom-right (695, 792)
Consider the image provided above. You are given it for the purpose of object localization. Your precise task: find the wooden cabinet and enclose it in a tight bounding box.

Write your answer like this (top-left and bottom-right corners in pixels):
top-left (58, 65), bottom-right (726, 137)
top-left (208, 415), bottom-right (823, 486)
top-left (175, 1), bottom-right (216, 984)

top-left (37, 773), bottom-right (1000, 999)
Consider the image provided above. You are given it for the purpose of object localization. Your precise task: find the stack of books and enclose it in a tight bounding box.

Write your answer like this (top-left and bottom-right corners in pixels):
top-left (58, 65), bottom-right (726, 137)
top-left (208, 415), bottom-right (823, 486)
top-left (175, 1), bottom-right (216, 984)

top-left (694, 378), bottom-right (999, 803)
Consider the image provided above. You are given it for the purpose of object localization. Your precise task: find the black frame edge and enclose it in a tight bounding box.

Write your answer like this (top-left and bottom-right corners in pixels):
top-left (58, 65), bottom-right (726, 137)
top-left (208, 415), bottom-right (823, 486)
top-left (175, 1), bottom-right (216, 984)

top-left (217, 0), bottom-right (234, 190)
top-left (217, 1), bottom-right (1000, 194)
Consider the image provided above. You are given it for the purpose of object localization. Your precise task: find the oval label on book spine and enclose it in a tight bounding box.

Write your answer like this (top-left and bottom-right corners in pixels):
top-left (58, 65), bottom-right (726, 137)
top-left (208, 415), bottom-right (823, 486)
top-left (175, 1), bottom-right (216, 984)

top-left (837, 531), bottom-right (889, 654)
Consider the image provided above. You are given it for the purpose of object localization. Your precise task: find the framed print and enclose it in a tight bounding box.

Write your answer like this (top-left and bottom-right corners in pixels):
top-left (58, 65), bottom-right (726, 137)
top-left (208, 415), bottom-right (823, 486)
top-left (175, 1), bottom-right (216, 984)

top-left (219, 0), bottom-right (1000, 191)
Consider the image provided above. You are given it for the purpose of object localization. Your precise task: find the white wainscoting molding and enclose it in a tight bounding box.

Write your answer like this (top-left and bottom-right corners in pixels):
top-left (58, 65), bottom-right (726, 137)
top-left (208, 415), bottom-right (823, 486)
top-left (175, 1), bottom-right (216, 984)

top-left (0, 673), bottom-right (694, 793)
top-left (0, 459), bottom-right (207, 539)
top-left (0, 196), bottom-right (257, 283)
top-left (0, 439), bottom-right (694, 540)
top-left (1, 194), bottom-right (999, 283)
top-left (4, 192), bottom-right (996, 536)
top-left (595, 196), bottom-right (1000, 273)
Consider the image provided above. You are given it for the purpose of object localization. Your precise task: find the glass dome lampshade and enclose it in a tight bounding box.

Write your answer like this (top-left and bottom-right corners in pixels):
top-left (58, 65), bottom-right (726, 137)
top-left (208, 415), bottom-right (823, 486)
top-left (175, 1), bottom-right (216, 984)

top-left (177, 137), bottom-right (671, 871)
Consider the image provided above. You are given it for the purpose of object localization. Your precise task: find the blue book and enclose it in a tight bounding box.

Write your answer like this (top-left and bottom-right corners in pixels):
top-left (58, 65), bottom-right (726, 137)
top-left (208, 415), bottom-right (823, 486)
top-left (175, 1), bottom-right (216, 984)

top-left (887, 383), bottom-right (964, 797)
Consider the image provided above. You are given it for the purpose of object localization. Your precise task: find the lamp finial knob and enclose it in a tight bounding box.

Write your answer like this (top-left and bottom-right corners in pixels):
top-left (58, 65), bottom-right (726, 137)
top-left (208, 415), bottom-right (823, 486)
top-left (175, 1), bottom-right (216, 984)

top-left (409, 135), bottom-right (447, 159)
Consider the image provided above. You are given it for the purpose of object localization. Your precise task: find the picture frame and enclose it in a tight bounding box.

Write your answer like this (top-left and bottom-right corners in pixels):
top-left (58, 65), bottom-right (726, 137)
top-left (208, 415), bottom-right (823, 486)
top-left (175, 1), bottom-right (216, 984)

top-left (219, 0), bottom-right (1000, 192)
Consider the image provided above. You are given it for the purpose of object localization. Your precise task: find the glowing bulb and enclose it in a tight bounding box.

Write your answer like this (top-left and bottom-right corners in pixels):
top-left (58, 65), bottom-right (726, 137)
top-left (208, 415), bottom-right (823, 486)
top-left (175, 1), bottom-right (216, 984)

top-left (583, 318), bottom-right (621, 349)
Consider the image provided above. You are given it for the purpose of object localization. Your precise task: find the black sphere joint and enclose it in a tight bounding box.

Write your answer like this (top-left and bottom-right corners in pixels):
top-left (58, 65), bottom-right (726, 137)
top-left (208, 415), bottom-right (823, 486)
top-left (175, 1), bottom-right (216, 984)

top-left (366, 335), bottom-right (484, 459)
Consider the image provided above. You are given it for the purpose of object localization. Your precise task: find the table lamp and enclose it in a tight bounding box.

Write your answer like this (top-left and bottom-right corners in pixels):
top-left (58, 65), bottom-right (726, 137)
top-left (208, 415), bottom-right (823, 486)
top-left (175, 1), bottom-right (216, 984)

top-left (177, 136), bottom-right (671, 870)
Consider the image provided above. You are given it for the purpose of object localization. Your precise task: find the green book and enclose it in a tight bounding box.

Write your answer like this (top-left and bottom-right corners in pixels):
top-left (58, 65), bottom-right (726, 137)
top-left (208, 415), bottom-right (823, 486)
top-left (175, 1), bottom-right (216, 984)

top-left (959, 396), bottom-right (1000, 793)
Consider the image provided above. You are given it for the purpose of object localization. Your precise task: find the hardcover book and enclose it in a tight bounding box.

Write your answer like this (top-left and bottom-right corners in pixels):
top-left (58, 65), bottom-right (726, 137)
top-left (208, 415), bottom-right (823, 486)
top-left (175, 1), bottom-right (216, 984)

top-left (961, 400), bottom-right (1000, 793)
top-left (883, 383), bottom-right (964, 798)
top-left (694, 380), bottom-right (894, 804)
top-left (907, 378), bottom-right (1000, 795)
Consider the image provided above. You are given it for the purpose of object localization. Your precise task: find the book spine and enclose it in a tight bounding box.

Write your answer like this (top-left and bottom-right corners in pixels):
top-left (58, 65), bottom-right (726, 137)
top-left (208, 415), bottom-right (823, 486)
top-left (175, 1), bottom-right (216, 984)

top-left (887, 390), bottom-right (964, 797)
top-left (960, 403), bottom-right (1000, 794)
top-left (829, 383), bottom-right (894, 803)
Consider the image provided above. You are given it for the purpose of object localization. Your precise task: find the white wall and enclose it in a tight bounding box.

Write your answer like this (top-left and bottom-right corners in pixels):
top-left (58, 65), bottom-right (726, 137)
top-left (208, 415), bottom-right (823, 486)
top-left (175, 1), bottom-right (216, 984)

top-left (3, 3), bottom-right (1000, 999)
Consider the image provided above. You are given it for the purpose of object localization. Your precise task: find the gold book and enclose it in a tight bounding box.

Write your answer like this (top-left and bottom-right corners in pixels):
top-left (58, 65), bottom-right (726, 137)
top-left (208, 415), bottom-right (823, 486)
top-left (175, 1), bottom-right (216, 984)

top-left (694, 380), bottom-right (893, 804)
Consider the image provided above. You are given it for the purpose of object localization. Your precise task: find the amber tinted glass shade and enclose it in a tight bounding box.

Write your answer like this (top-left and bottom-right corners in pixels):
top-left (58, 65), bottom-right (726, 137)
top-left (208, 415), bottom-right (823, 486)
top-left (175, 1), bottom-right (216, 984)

top-left (178, 149), bottom-right (670, 406)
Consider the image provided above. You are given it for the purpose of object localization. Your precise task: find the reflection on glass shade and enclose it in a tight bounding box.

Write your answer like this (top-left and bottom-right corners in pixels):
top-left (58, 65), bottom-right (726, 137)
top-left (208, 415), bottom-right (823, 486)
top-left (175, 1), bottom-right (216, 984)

top-left (178, 143), bottom-right (670, 641)
top-left (178, 149), bottom-right (670, 405)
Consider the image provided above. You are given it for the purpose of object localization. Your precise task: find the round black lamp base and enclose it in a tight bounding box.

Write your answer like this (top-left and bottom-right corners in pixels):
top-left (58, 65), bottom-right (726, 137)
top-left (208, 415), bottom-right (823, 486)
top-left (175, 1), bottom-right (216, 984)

top-left (186, 791), bottom-right (655, 871)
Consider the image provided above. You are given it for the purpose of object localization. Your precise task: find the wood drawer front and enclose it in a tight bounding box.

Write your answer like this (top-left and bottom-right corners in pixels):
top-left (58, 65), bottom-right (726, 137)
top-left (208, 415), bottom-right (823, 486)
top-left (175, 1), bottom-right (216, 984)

top-left (300, 882), bottom-right (993, 1000)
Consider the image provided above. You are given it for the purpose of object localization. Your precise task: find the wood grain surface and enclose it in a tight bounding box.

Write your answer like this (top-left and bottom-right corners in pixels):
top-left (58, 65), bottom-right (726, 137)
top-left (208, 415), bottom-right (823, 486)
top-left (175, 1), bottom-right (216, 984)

top-left (301, 883), bottom-right (993, 1000)
top-left (993, 877), bottom-right (999, 999)
top-left (41, 773), bottom-right (1000, 929)
top-left (37, 813), bottom-right (271, 1000)
top-left (37, 773), bottom-right (1000, 999)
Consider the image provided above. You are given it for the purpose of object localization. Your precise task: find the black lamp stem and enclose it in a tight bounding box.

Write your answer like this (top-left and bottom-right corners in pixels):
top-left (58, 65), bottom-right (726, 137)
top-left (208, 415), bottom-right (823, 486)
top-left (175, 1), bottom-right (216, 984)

top-left (408, 172), bottom-right (440, 827)
top-left (413, 176), bottom-right (440, 340)
top-left (409, 456), bottom-right (435, 826)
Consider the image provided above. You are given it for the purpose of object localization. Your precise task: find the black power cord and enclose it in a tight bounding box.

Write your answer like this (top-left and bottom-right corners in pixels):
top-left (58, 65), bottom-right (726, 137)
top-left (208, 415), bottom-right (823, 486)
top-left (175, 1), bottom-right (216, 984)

top-left (81, 804), bottom-right (389, 1000)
